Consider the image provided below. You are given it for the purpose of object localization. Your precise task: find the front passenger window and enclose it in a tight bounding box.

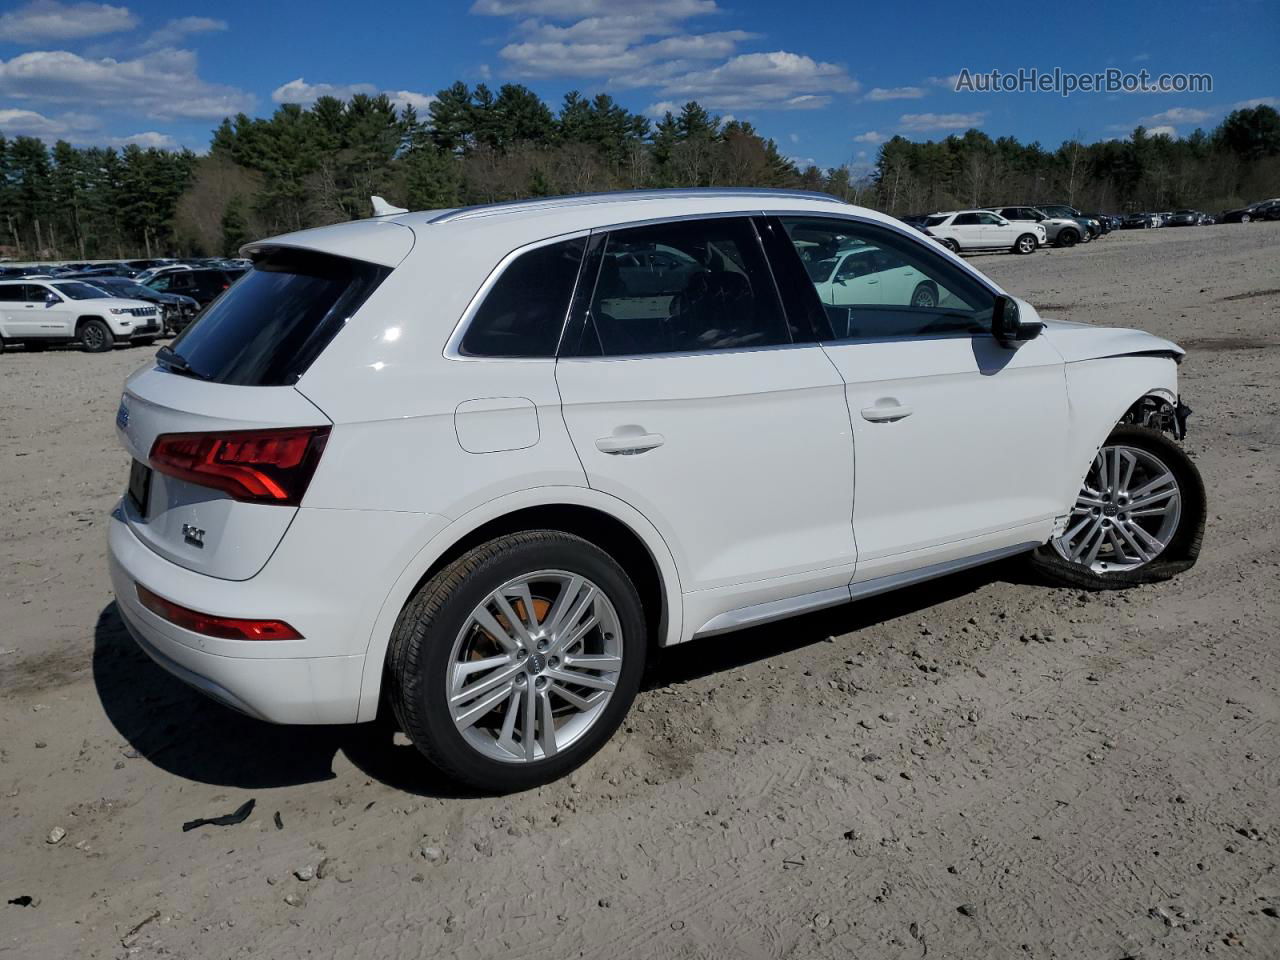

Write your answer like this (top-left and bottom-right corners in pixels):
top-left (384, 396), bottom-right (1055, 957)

top-left (776, 217), bottom-right (997, 341)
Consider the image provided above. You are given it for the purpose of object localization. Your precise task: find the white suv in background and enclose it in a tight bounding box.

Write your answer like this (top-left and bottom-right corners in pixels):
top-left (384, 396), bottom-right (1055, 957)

top-left (108, 189), bottom-right (1204, 792)
top-left (924, 209), bottom-right (1045, 254)
top-left (0, 279), bottom-right (161, 353)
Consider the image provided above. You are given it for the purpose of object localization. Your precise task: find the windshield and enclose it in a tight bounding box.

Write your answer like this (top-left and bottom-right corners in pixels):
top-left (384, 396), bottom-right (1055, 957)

top-left (99, 279), bottom-right (154, 298)
top-left (53, 281), bottom-right (110, 300)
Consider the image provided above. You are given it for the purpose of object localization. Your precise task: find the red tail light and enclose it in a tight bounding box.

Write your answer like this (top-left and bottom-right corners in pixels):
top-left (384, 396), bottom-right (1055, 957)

top-left (149, 426), bottom-right (330, 506)
top-left (136, 584), bottom-right (302, 640)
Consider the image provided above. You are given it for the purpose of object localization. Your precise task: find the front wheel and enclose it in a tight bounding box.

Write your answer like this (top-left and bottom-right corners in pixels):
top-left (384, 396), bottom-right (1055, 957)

top-left (1241, 214), bottom-right (1251, 223)
top-left (388, 531), bottom-right (647, 792)
top-left (942, 238), bottom-right (961, 254)
top-left (1013, 233), bottom-right (1038, 255)
top-left (78, 319), bottom-right (114, 353)
top-left (1030, 425), bottom-right (1205, 589)
top-left (1058, 229), bottom-right (1079, 247)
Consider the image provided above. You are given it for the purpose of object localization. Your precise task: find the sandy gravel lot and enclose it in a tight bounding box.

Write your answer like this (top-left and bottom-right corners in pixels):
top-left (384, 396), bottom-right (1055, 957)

top-left (2, 224), bottom-right (1278, 959)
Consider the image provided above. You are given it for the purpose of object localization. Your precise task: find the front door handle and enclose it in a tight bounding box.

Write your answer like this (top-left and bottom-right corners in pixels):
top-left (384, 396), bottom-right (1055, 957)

top-left (861, 400), bottom-right (913, 423)
top-left (595, 433), bottom-right (665, 455)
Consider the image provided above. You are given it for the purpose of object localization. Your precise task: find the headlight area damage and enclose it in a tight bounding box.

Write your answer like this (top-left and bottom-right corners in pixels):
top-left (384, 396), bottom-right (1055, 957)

top-left (1121, 394), bottom-right (1192, 441)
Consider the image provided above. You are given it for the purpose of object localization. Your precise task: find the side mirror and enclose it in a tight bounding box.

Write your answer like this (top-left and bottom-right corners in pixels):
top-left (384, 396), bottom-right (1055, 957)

top-left (44, 292), bottom-right (59, 306)
top-left (992, 295), bottom-right (1044, 347)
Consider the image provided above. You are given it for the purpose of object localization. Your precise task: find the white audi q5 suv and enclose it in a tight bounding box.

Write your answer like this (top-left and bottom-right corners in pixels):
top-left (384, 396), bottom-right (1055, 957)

top-left (108, 189), bottom-right (1204, 791)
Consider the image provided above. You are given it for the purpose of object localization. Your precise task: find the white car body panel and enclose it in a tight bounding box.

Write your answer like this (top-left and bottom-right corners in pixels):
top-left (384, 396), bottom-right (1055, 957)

top-left (103, 190), bottom-right (1186, 726)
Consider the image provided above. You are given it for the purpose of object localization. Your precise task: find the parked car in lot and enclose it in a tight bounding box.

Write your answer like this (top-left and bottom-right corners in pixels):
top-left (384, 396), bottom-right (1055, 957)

top-left (923, 209), bottom-right (1045, 254)
top-left (1254, 199), bottom-right (1280, 221)
top-left (77, 276), bottom-right (200, 334)
top-left (987, 206), bottom-right (1087, 247)
top-left (0, 278), bottom-right (161, 352)
top-left (1165, 210), bottom-right (1201, 227)
top-left (1122, 212), bottom-right (1157, 229)
top-left (1037, 204), bottom-right (1103, 239)
top-left (107, 189), bottom-right (1205, 791)
top-left (144, 267), bottom-right (246, 307)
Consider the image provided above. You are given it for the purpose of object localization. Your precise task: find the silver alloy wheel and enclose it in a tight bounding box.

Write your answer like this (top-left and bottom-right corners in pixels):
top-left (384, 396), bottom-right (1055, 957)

top-left (82, 325), bottom-right (106, 349)
top-left (446, 570), bottom-right (623, 764)
top-left (1052, 444), bottom-right (1182, 573)
top-left (1018, 235), bottom-right (1035, 254)
top-left (911, 284), bottom-right (937, 307)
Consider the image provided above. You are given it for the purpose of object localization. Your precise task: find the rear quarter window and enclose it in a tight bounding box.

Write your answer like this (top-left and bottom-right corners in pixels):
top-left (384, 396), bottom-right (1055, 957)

top-left (459, 237), bottom-right (586, 358)
top-left (167, 248), bottom-right (390, 386)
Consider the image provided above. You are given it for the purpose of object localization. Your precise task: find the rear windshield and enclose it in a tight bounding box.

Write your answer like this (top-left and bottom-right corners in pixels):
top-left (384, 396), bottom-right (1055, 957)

top-left (166, 248), bottom-right (390, 386)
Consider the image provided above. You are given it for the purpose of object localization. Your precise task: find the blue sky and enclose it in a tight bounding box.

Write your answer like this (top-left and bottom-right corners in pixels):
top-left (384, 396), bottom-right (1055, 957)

top-left (0, 0), bottom-right (1275, 169)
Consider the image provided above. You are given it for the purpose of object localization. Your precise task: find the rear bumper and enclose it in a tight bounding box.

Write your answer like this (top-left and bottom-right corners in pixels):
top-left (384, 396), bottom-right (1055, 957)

top-left (109, 506), bottom-right (373, 727)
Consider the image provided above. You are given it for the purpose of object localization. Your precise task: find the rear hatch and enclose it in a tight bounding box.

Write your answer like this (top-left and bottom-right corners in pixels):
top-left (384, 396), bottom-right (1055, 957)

top-left (116, 246), bottom-right (392, 581)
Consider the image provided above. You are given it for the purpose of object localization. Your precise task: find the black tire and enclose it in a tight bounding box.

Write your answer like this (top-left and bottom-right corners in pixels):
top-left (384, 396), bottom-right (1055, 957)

top-left (910, 280), bottom-right (939, 307)
top-left (1029, 425), bottom-right (1205, 590)
top-left (0, 334), bottom-right (6, 354)
top-left (943, 238), bottom-right (961, 254)
top-left (1013, 233), bottom-right (1037, 255)
top-left (78, 318), bottom-right (114, 353)
top-left (1058, 229), bottom-right (1079, 247)
top-left (387, 530), bottom-right (647, 793)
top-left (1241, 214), bottom-right (1251, 223)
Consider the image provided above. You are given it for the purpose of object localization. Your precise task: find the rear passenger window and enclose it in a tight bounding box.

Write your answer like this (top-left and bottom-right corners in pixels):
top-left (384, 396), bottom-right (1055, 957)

top-left (576, 217), bottom-right (789, 356)
top-left (460, 237), bottom-right (586, 358)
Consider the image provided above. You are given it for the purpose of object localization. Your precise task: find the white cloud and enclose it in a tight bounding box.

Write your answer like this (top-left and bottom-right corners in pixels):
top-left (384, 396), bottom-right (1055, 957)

top-left (387, 90), bottom-right (437, 112)
top-left (898, 111), bottom-right (985, 131)
top-left (108, 130), bottom-right (177, 148)
top-left (653, 51), bottom-right (857, 111)
top-left (1146, 125), bottom-right (1177, 138)
top-left (272, 77), bottom-right (436, 113)
top-left (852, 130), bottom-right (886, 143)
top-left (477, 1), bottom-right (853, 112)
top-left (472, 0), bottom-right (718, 18)
top-left (0, 49), bottom-right (254, 119)
top-left (0, 106), bottom-right (95, 137)
top-left (855, 149), bottom-right (867, 159)
top-left (1140, 106), bottom-right (1213, 125)
top-left (272, 77), bottom-right (379, 104)
top-left (865, 86), bottom-right (925, 101)
top-left (142, 16), bottom-right (228, 50)
top-left (0, 1), bottom-right (136, 44)
top-left (927, 74), bottom-right (961, 89)
top-left (1233, 97), bottom-right (1278, 109)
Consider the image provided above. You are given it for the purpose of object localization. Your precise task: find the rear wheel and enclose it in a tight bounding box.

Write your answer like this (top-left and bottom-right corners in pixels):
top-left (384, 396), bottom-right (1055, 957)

top-left (78, 319), bottom-right (114, 353)
top-left (1241, 213), bottom-right (1251, 223)
top-left (388, 531), bottom-right (646, 792)
top-left (1030, 425), bottom-right (1204, 589)
top-left (1013, 233), bottom-right (1037, 255)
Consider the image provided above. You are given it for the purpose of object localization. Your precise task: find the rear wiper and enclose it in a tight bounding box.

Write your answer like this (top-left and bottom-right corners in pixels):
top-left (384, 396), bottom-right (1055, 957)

top-left (155, 345), bottom-right (210, 380)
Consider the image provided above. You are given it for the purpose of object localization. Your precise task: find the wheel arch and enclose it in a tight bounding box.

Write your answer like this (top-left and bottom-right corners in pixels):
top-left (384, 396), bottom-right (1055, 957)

top-left (355, 487), bottom-right (683, 722)
top-left (76, 314), bottom-right (106, 331)
top-left (1060, 355), bottom-right (1181, 510)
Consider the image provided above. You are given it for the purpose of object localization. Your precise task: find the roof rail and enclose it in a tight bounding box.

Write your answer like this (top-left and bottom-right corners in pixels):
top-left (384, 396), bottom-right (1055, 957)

top-left (426, 187), bottom-right (847, 225)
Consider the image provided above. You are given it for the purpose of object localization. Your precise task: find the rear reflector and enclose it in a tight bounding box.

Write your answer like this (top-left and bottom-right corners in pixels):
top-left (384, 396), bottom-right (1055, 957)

top-left (149, 425), bottom-right (330, 506)
top-left (136, 584), bottom-right (302, 640)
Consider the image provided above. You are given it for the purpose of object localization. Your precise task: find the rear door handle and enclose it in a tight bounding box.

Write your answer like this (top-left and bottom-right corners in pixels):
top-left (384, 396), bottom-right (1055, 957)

top-left (595, 433), bottom-right (665, 455)
top-left (861, 400), bottom-right (913, 423)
